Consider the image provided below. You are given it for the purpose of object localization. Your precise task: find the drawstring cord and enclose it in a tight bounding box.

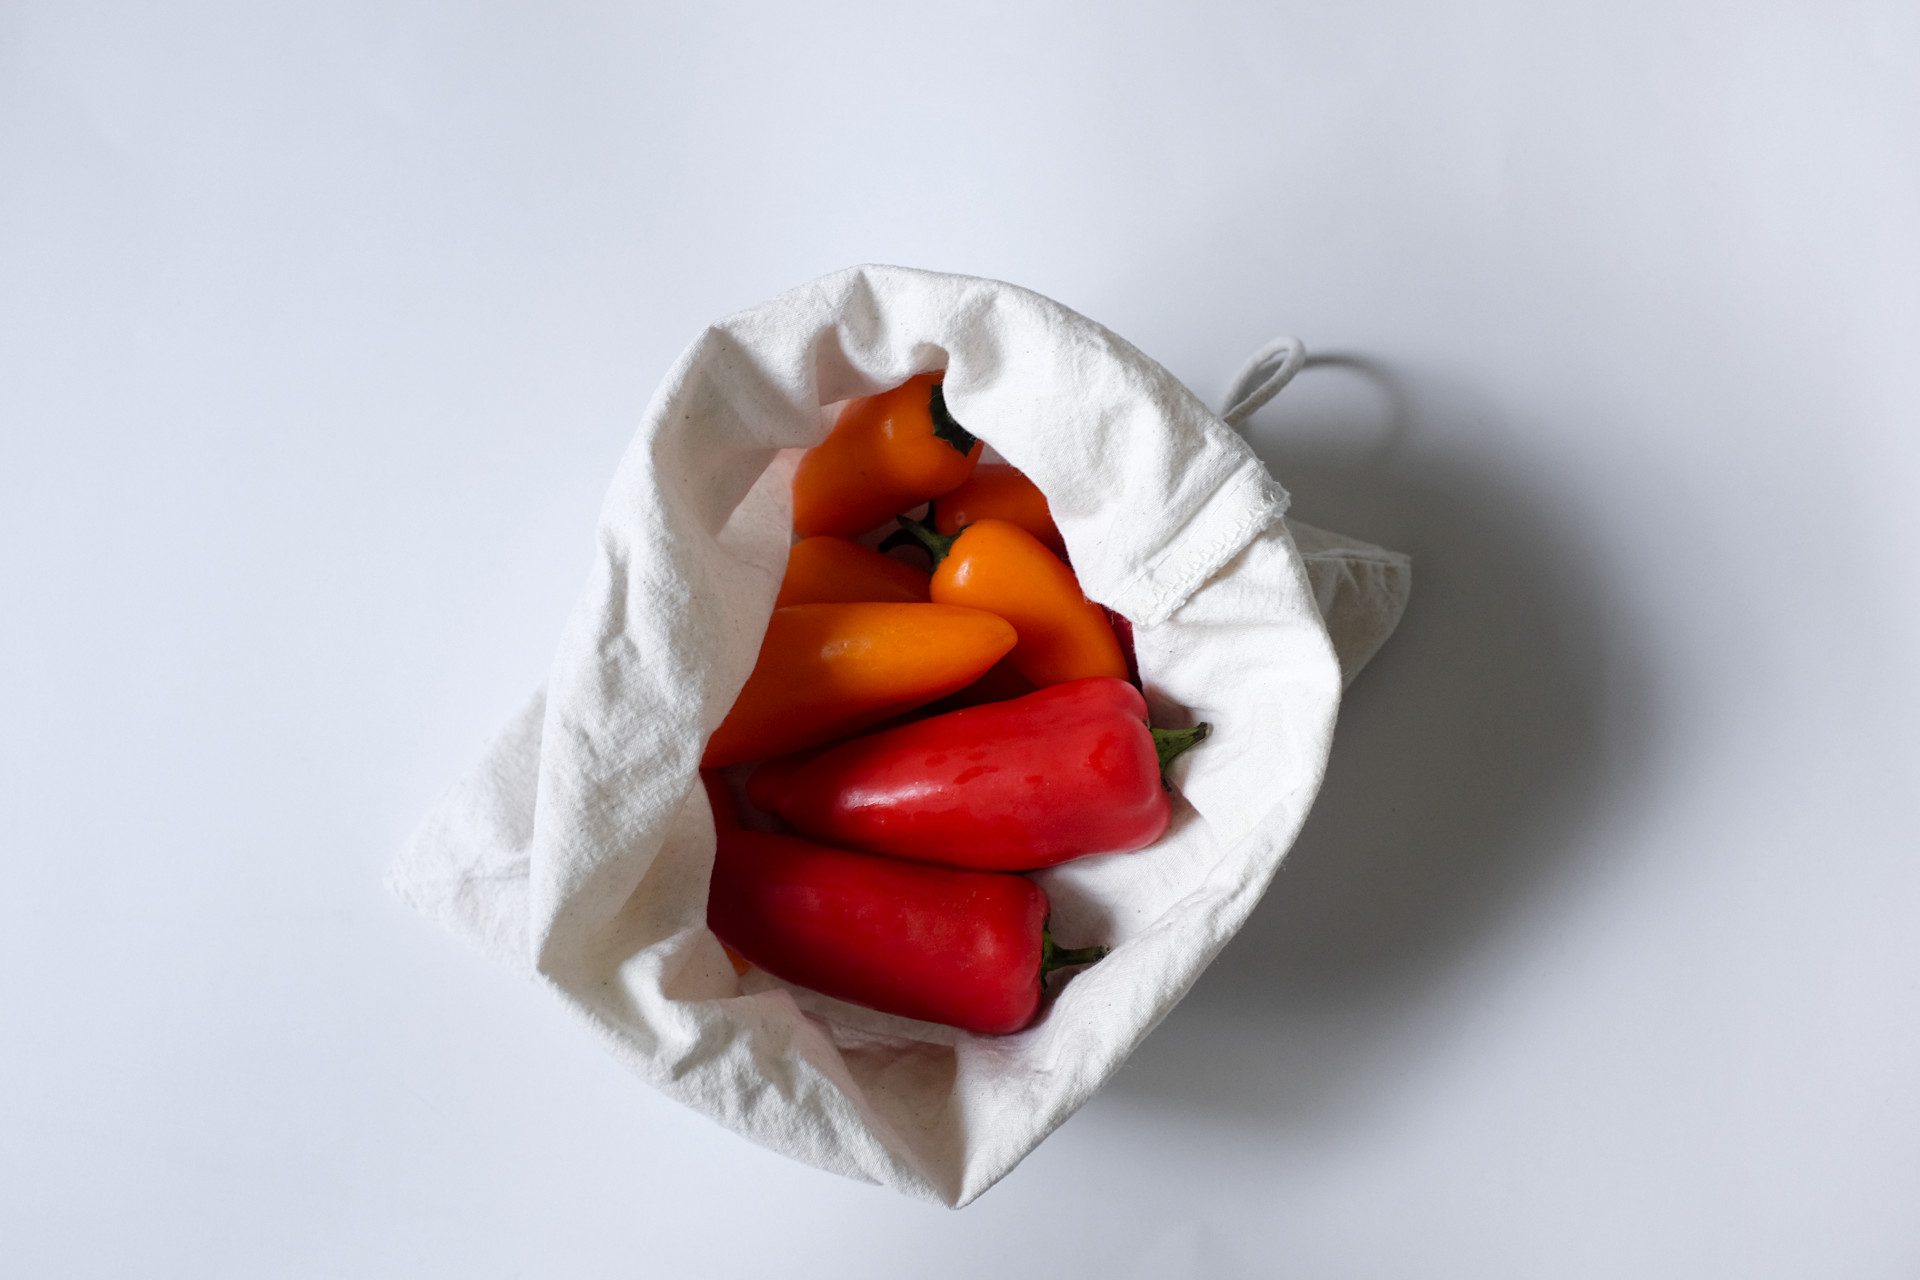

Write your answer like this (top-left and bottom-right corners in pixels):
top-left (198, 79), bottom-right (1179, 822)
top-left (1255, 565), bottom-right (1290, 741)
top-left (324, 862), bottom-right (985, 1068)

top-left (1219, 335), bottom-right (1308, 429)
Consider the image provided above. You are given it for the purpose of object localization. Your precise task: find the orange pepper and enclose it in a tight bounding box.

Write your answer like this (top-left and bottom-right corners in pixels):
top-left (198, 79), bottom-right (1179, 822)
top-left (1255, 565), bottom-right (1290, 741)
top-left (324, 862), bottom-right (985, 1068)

top-left (935, 464), bottom-right (1066, 559)
top-left (702, 602), bottom-right (1016, 767)
top-left (884, 516), bottom-right (1127, 689)
top-left (720, 942), bottom-right (753, 976)
top-left (773, 536), bottom-right (931, 608)
top-left (792, 374), bottom-right (984, 538)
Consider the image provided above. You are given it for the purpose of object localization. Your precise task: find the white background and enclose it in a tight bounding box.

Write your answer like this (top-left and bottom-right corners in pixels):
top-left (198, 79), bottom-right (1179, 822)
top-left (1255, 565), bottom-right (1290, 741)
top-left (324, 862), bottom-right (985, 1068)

top-left (5, 1), bottom-right (1918, 1275)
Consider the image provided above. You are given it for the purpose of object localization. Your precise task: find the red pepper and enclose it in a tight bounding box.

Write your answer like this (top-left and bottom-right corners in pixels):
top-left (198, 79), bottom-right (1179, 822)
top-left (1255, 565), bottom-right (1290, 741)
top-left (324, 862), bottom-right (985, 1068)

top-left (706, 827), bottom-right (1107, 1034)
top-left (745, 677), bottom-right (1210, 871)
top-left (701, 771), bottom-right (756, 975)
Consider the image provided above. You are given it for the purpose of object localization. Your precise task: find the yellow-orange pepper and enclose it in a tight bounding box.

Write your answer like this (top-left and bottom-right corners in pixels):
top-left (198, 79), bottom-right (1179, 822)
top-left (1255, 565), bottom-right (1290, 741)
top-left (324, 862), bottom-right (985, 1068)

top-left (935, 464), bottom-right (1066, 559)
top-left (885, 516), bottom-right (1127, 689)
top-left (774, 536), bottom-right (931, 608)
top-left (702, 602), bottom-right (1016, 767)
top-left (792, 374), bottom-right (983, 538)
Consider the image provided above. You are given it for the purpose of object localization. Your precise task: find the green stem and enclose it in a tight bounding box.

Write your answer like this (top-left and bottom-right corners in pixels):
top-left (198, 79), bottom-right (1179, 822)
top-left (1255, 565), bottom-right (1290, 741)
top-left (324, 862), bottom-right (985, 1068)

top-left (878, 509), bottom-right (960, 567)
top-left (1151, 723), bottom-right (1211, 777)
top-left (927, 382), bottom-right (977, 456)
top-left (1040, 923), bottom-right (1110, 982)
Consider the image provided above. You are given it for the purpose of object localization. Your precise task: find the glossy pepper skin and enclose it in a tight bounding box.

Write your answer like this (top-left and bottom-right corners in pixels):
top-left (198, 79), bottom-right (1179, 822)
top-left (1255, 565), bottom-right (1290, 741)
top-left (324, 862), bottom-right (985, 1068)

top-left (747, 677), bottom-right (1209, 870)
top-left (935, 463), bottom-right (1066, 558)
top-left (706, 827), bottom-right (1104, 1034)
top-left (792, 374), bottom-right (984, 539)
top-left (886, 515), bottom-right (1127, 688)
top-left (702, 602), bottom-right (1016, 767)
top-left (774, 536), bottom-right (930, 608)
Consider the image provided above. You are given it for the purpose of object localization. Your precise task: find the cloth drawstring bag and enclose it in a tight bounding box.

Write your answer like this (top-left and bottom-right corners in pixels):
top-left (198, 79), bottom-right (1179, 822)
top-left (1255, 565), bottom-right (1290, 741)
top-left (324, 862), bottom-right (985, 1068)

top-left (390, 265), bottom-right (1411, 1206)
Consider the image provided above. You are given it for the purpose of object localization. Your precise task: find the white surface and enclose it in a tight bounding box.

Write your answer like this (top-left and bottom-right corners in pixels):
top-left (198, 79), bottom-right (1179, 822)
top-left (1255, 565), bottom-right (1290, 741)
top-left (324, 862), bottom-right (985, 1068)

top-left (3, 0), bottom-right (1916, 1274)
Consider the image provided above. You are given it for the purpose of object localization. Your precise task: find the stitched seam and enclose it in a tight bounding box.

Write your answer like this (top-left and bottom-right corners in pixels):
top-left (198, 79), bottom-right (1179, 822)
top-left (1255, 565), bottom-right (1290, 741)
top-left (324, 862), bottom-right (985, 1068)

top-left (1124, 466), bottom-right (1288, 623)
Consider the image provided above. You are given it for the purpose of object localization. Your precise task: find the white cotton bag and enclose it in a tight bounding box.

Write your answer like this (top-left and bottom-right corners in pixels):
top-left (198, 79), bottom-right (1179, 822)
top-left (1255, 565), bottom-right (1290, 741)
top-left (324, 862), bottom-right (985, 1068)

top-left (390, 265), bottom-right (1409, 1206)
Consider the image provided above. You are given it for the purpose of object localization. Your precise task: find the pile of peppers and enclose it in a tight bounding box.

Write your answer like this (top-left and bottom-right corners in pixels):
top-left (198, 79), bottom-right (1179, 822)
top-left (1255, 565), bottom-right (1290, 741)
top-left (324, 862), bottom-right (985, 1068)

top-left (703, 373), bottom-right (1210, 1036)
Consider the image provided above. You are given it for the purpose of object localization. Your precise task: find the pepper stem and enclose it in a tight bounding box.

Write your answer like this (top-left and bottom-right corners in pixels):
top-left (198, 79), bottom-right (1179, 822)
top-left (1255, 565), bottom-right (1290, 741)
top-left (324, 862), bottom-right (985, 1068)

top-left (879, 509), bottom-right (961, 567)
top-left (1151, 723), bottom-right (1211, 777)
top-left (928, 382), bottom-right (977, 456)
top-left (1040, 923), bottom-right (1110, 982)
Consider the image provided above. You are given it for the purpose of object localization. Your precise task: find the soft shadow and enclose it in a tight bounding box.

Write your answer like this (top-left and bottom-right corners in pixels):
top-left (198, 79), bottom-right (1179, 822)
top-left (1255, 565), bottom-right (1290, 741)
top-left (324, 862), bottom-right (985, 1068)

top-left (1108, 357), bottom-right (1653, 1125)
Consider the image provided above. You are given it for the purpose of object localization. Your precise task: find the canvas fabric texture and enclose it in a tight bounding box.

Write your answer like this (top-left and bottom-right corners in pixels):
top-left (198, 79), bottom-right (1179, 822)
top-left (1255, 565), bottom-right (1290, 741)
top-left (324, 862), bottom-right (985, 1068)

top-left (390, 265), bottom-right (1410, 1206)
